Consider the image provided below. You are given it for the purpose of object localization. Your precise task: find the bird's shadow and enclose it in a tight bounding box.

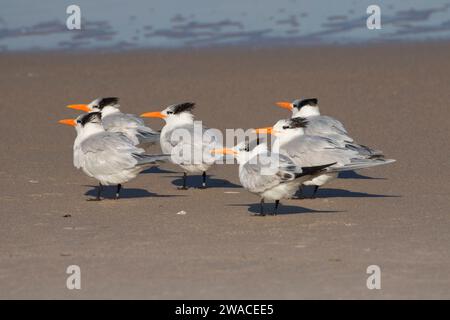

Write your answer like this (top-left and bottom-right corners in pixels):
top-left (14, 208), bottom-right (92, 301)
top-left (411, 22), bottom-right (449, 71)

top-left (297, 186), bottom-right (401, 199)
top-left (83, 185), bottom-right (184, 199)
top-left (141, 166), bottom-right (177, 174)
top-left (228, 203), bottom-right (343, 216)
top-left (338, 170), bottom-right (386, 180)
top-left (170, 174), bottom-right (241, 189)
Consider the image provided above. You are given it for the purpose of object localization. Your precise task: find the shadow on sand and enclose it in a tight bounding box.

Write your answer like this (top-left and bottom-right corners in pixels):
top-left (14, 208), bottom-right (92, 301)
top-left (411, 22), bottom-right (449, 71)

top-left (83, 185), bottom-right (185, 199)
top-left (228, 203), bottom-right (343, 216)
top-left (297, 186), bottom-right (401, 199)
top-left (140, 166), bottom-right (177, 174)
top-left (170, 174), bottom-right (241, 189)
top-left (338, 170), bottom-right (386, 180)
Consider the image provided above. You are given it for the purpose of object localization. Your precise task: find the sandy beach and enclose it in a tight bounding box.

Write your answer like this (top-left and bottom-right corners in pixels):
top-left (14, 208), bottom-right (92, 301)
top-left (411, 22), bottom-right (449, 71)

top-left (0, 43), bottom-right (449, 299)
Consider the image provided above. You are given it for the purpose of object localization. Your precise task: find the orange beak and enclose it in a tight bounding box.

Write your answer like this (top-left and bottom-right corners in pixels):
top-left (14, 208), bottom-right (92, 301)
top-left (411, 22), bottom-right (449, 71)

top-left (140, 111), bottom-right (167, 119)
top-left (211, 148), bottom-right (237, 156)
top-left (67, 104), bottom-right (90, 112)
top-left (58, 119), bottom-right (77, 127)
top-left (254, 127), bottom-right (274, 135)
top-left (276, 101), bottom-right (293, 110)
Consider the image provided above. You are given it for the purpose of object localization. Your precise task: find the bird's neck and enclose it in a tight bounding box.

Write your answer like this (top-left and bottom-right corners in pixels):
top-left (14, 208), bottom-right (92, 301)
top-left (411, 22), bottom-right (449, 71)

top-left (237, 144), bottom-right (268, 165)
top-left (77, 123), bottom-right (105, 142)
top-left (293, 106), bottom-right (320, 118)
top-left (101, 106), bottom-right (120, 117)
top-left (164, 113), bottom-right (194, 129)
top-left (275, 130), bottom-right (303, 148)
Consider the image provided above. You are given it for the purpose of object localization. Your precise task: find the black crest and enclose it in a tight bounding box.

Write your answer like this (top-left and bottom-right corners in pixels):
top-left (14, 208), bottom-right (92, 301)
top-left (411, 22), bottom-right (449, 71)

top-left (295, 98), bottom-right (318, 109)
top-left (172, 102), bottom-right (195, 114)
top-left (289, 117), bottom-right (309, 129)
top-left (98, 97), bottom-right (119, 109)
top-left (79, 112), bottom-right (102, 126)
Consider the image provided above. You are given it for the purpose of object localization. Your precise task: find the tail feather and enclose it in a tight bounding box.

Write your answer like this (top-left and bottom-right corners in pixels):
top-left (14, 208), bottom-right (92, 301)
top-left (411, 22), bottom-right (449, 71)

top-left (134, 153), bottom-right (170, 166)
top-left (332, 158), bottom-right (396, 172)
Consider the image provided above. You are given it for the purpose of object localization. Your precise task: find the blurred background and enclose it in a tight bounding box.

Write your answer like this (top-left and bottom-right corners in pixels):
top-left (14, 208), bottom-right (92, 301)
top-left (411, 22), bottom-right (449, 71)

top-left (1, 0), bottom-right (450, 52)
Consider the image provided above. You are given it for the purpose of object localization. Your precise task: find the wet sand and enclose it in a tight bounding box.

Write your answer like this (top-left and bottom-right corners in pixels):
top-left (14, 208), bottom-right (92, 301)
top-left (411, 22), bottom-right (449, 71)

top-left (0, 43), bottom-right (449, 299)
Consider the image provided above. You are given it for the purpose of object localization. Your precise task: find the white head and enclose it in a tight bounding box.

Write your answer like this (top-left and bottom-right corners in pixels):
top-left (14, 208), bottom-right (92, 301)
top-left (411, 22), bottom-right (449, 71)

top-left (256, 117), bottom-right (308, 148)
top-left (67, 97), bottom-right (121, 116)
top-left (276, 98), bottom-right (320, 118)
top-left (211, 139), bottom-right (267, 165)
top-left (58, 112), bottom-right (104, 144)
top-left (76, 112), bottom-right (104, 139)
top-left (140, 102), bottom-right (195, 126)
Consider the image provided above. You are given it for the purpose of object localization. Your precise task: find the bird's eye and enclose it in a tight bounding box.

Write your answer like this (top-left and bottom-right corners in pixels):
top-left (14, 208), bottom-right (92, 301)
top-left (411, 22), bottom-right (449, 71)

top-left (167, 111), bottom-right (173, 115)
top-left (244, 145), bottom-right (250, 152)
top-left (282, 125), bottom-right (290, 130)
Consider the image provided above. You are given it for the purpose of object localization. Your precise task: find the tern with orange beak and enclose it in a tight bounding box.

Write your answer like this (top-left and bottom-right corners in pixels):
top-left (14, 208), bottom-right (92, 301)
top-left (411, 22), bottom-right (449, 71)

top-left (141, 102), bottom-right (221, 189)
top-left (58, 112), bottom-right (169, 201)
top-left (255, 118), bottom-right (395, 198)
top-left (212, 141), bottom-right (336, 216)
top-left (67, 97), bottom-right (159, 147)
top-left (276, 98), bottom-right (354, 143)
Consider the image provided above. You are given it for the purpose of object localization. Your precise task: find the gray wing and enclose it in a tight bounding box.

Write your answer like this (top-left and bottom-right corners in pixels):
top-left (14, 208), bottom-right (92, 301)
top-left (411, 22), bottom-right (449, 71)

top-left (281, 135), bottom-right (361, 167)
top-left (80, 132), bottom-right (143, 175)
top-left (281, 135), bottom-right (394, 171)
top-left (302, 116), bottom-right (385, 157)
top-left (102, 113), bottom-right (145, 130)
top-left (304, 116), bottom-right (353, 142)
top-left (239, 152), bottom-right (301, 193)
top-left (103, 113), bottom-right (160, 144)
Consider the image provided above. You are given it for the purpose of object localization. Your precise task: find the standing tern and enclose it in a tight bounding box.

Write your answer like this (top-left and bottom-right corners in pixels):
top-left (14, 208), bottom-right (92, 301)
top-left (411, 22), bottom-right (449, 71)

top-left (140, 102), bottom-right (220, 189)
top-left (212, 141), bottom-right (337, 216)
top-left (256, 118), bottom-right (395, 198)
top-left (58, 112), bottom-right (169, 200)
top-left (275, 98), bottom-right (354, 143)
top-left (67, 97), bottom-right (160, 147)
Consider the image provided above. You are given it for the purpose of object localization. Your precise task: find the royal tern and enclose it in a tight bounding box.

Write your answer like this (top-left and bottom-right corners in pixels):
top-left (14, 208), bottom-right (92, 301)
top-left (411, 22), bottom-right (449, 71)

top-left (256, 118), bottom-right (395, 198)
top-left (67, 97), bottom-right (159, 147)
top-left (212, 141), bottom-right (337, 216)
top-left (58, 112), bottom-right (169, 200)
top-left (141, 102), bottom-right (220, 189)
top-left (275, 98), bottom-right (354, 143)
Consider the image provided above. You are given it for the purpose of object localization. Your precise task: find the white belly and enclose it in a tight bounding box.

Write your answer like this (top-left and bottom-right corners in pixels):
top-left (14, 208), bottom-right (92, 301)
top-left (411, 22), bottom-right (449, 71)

top-left (82, 164), bottom-right (141, 186)
top-left (303, 172), bottom-right (338, 187)
top-left (179, 163), bottom-right (211, 173)
top-left (260, 181), bottom-right (300, 201)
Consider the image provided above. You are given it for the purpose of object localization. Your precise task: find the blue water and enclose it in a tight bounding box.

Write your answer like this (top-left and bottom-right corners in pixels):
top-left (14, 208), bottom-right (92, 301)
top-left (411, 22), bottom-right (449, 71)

top-left (1, 0), bottom-right (450, 51)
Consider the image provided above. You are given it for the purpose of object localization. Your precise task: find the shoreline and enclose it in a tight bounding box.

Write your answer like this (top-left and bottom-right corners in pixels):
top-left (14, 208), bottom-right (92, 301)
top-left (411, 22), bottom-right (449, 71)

top-left (1, 39), bottom-right (450, 55)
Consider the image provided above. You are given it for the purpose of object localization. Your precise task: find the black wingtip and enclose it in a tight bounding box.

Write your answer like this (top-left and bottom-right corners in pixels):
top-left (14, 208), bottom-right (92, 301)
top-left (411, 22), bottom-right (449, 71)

top-left (298, 162), bottom-right (336, 177)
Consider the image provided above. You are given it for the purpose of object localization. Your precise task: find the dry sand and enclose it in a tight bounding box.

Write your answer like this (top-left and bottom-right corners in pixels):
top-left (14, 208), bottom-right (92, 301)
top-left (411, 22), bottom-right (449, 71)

top-left (0, 43), bottom-right (449, 299)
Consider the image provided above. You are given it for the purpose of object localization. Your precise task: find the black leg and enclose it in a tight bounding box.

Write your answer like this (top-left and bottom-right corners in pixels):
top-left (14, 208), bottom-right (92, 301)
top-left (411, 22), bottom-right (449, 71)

top-left (178, 172), bottom-right (188, 190)
top-left (256, 198), bottom-right (266, 216)
top-left (199, 171), bottom-right (207, 189)
top-left (87, 183), bottom-right (102, 201)
top-left (310, 185), bottom-right (319, 199)
top-left (115, 184), bottom-right (122, 200)
top-left (272, 200), bottom-right (280, 216)
top-left (297, 185), bottom-right (305, 199)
